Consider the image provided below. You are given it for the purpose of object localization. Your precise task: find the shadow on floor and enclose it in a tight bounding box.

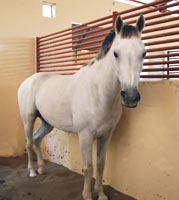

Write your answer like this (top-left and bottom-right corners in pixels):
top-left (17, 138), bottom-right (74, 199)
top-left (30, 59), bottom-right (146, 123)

top-left (0, 156), bottom-right (137, 200)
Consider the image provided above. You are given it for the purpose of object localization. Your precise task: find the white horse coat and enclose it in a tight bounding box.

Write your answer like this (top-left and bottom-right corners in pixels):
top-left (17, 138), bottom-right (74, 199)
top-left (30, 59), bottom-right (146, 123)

top-left (18, 15), bottom-right (146, 200)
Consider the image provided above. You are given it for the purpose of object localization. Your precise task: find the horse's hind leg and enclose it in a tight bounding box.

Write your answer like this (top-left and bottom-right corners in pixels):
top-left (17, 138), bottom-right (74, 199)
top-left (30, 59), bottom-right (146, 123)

top-left (24, 117), bottom-right (37, 177)
top-left (33, 117), bottom-right (53, 175)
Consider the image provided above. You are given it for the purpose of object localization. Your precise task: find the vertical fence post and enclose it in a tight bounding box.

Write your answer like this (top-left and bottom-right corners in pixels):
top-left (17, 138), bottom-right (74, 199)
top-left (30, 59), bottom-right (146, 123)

top-left (36, 37), bottom-right (40, 73)
top-left (167, 51), bottom-right (170, 80)
top-left (112, 11), bottom-right (118, 28)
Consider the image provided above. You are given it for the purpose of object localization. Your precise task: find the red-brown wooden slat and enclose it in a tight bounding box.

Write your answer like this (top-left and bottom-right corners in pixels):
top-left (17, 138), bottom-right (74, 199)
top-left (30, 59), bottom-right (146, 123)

top-left (145, 53), bottom-right (179, 59)
top-left (39, 32), bottom-right (107, 49)
top-left (39, 50), bottom-right (98, 59)
top-left (39, 26), bottom-right (112, 48)
top-left (145, 38), bottom-right (179, 46)
top-left (40, 38), bottom-right (104, 53)
top-left (39, 14), bottom-right (113, 40)
top-left (39, 19), bottom-right (113, 43)
top-left (120, 1), bottom-right (179, 20)
top-left (40, 57), bottom-right (94, 65)
top-left (144, 60), bottom-right (179, 66)
top-left (142, 30), bottom-right (179, 40)
top-left (126, 9), bottom-right (179, 25)
top-left (40, 62), bottom-right (86, 68)
top-left (117, 0), bottom-right (172, 15)
top-left (143, 23), bottom-right (179, 34)
top-left (142, 67), bottom-right (179, 72)
top-left (140, 75), bottom-right (179, 79)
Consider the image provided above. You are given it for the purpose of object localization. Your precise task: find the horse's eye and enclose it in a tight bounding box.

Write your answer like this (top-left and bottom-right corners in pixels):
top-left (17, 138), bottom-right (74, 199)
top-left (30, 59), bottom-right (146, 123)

top-left (143, 51), bottom-right (147, 58)
top-left (114, 51), bottom-right (119, 58)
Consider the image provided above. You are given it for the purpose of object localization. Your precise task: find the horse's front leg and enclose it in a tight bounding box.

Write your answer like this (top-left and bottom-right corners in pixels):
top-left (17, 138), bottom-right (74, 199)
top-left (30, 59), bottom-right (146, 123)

top-left (79, 131), bottom-right (94, 200)
top-left (95, 134), bottom-right (112, 200)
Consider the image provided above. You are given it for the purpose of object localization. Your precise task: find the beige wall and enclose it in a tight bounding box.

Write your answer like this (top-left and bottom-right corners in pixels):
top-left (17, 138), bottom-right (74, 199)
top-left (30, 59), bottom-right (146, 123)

top-left (42, 80), bottom-right (179, 200)
top-left (0, 0), bottom-right (64, 156)
top-left (0, 0), bottom-right (133, 156)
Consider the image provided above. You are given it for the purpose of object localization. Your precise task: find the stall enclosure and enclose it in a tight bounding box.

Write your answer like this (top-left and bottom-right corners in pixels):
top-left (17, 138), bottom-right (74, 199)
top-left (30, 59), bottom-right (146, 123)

top-left (0, 0), bottom-right (179, 200)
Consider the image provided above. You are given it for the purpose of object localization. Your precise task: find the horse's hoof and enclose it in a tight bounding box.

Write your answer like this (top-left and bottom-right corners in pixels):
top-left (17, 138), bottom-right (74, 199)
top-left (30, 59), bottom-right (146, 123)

top-left (29, 170), bottom-right (37, 177)
top-left (37, 167), bottom-right (45, 175)
top-left (82, 194), bottom-right (92, 200)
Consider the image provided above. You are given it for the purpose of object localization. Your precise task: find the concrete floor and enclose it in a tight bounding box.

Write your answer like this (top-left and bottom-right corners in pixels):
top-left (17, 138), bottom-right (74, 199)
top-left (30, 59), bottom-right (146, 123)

top-left (0, 156), bottom-right (137, 200)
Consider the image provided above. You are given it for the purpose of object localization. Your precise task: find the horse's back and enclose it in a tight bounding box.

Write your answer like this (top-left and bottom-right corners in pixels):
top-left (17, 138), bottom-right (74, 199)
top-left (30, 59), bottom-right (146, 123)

top-left (18, 72), bottom-right (72, 96)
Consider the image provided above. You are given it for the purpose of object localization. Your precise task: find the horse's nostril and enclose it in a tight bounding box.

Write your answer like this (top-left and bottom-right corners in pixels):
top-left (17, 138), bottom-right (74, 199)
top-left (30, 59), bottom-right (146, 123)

top-left (120, 90), bottom-right (126, 99)
top-left (121, 89), bottom-right (140, 103)
top-left (135, 92), bottom-right (141, 102)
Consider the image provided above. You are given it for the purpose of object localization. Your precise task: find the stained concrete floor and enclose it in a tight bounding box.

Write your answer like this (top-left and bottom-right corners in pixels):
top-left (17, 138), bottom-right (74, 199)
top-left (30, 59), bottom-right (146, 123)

top-left (0, 156), bottom-right (137, 200)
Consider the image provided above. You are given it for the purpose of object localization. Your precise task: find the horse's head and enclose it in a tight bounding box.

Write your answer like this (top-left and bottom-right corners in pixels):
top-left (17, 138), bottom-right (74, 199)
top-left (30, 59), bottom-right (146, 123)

top-left (112, 15), bottom-right (146, 108)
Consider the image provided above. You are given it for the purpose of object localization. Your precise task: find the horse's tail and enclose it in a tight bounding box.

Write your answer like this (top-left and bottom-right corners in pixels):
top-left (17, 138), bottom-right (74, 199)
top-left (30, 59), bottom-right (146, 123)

top-left (17, 74), bottom-right (38, 124)
top-left (17, 74), bottom-right (40, 177)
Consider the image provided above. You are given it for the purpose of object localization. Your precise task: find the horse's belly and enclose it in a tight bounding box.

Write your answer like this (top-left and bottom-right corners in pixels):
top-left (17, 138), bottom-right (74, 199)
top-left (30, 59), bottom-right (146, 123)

top-left (37, 103), bottom-right (77, 133)
top-left (35, 78), bottom-right (77, 132)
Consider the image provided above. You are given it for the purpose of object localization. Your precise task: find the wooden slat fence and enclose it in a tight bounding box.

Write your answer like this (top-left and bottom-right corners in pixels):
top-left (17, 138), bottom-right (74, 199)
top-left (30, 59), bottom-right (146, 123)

top-left (36, 0), bottom-right (179, 79)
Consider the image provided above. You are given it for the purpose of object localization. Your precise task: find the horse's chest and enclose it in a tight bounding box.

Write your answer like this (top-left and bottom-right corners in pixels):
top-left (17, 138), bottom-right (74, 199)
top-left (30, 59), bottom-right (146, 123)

top-left (95, 106), bottom-right (122, 137)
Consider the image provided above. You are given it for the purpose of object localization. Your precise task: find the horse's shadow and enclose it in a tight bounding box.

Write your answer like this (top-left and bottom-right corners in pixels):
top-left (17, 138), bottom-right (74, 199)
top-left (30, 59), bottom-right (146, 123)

top-left (103, 185), bottom-right (137, 200)
top-left (91, 180), bottom-right (137, 200)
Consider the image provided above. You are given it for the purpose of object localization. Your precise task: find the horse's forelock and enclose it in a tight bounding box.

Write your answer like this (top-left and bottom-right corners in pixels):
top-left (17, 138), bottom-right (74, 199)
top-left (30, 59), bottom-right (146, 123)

top-left (92, 25), bottom-right (139, 62)
top-left (120, 25), bottom-right (139, 38)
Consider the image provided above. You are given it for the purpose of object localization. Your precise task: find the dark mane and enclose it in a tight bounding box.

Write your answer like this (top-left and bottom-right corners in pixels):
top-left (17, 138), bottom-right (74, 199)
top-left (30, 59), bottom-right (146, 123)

top-left (83, 25), bottom-right (139, 65)
top-left (96, 30), bottom-right (115, 60)
top-left (82, 59), bottom-right (95, 67)
top-left (82, 30), bottom-right (115, 65)
top-left (121, 25), bottom-right (139, 38)
top-left (96, 25), bottom-right (139, 60)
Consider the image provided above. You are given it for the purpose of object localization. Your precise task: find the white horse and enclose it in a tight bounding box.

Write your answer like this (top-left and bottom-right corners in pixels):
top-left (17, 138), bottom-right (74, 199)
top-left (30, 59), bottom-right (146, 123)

top-left (18, 15), bottom-right (146, 200)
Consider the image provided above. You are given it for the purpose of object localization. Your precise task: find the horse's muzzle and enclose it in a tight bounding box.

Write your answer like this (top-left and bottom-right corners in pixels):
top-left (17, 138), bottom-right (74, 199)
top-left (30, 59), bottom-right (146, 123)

top-left (120, 88), bottom-right (141, 108)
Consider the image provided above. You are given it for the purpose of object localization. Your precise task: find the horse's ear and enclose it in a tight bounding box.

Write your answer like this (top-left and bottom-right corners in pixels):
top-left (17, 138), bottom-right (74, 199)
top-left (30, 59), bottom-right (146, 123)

top-left (115, 16), bottom-right (123, 33)
top-left (136, 15), bottom-right (145, 32)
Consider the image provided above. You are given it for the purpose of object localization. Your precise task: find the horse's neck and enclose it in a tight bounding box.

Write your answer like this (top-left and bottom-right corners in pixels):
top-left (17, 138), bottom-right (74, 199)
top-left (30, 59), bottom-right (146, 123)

top-left (90, 55), bottom-right (119, 104)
